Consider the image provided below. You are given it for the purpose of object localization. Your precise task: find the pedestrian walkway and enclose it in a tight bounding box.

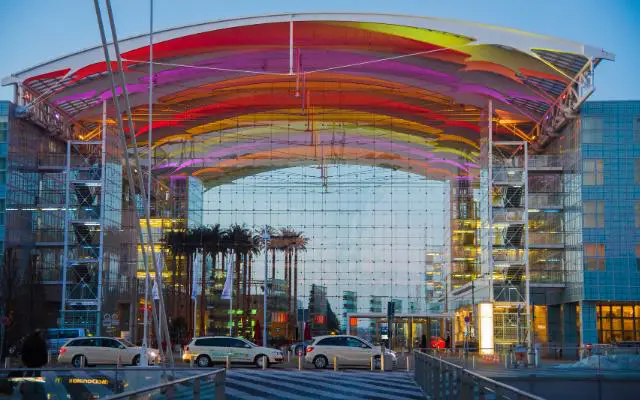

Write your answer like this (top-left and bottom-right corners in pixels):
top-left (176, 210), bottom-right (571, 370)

top-left (225, 369), bottom-right (424, 400)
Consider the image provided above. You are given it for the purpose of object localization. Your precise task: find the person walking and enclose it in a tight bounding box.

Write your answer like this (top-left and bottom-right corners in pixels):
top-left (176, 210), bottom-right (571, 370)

top-left (445, 335), bottom-right (451, 350)
top-left (19, 330), bottom-right (48, 399)
top-left (20, 330), bottom-right (48, 371)
top-left (420, 334), bottom-right (427, 353)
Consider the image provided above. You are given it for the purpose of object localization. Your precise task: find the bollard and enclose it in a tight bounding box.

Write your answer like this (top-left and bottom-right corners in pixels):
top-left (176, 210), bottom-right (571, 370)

top-left (298, 354), bottom-right (303, 370)
top-left (406, 354), bottom-right (411, 371)
top-left (380, 354), bottom-right (385, 372)
top-left (262, 355), bottom-right (267, 370)
top-left (4, 357), bottom-right (10, 368)
top-left (287, 350), bottom-right (291, 363)
top-left (370, 356), bottom-right (375, 371)
top-left (226, 355), bottom-right (231, 370)
top-left (504, 353), bottom-right (508, 369)
top-left (333, 356), bottom-right (338, 371)
top-left (80, 355), bottom-right (86, 367)
top-left (47, 352), bottom-right (52, 365)
top-left (472, 355), bottom-right (475, 369)
top-left (189, 355), bottom-right (194, 368)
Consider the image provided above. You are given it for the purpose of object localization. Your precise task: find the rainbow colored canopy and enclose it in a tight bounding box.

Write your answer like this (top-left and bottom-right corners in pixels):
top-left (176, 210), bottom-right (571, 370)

top-left (3, 13), bottom-right (613, 186)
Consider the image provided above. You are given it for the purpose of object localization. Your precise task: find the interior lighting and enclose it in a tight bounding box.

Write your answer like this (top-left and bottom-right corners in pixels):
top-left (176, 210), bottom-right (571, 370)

top-left (478, 302), bottom-right (494, 355)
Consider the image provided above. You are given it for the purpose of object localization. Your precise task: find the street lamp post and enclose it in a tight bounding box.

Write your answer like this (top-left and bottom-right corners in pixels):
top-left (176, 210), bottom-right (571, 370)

top-left (262, 226), bottom-right (270, 347)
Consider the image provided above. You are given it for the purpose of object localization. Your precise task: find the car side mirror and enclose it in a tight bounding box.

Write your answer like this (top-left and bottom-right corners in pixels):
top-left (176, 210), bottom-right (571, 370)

top-left (361, 344), bottom-right (368, 349)
top-left (245, 344), bottom-right (251, 348)
top-left (119, 345), bottom-right (126, 349)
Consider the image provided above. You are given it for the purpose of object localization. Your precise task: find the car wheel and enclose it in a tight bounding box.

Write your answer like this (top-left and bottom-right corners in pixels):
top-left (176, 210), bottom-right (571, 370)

top-left (132, 355), bottom-right (141, 366)
top-left (313, 355), bottom-right (328, 369)
top-left (255, 354), bottom-right (269, 368)
top-left (72, 355), bottom-right (86, 368)
top-left (196, 355), bottom-right (211, 368)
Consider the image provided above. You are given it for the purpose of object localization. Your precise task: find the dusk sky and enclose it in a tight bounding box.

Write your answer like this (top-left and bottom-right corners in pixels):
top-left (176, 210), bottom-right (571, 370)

top-left (1, 0), bottom-right (639, 101)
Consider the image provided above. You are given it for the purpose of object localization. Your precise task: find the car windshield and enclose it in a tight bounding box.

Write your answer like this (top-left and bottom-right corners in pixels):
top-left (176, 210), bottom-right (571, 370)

top-left (119, 339), bottom-right (136, 347)
top-left (359, 338), bottom-right (375, 348)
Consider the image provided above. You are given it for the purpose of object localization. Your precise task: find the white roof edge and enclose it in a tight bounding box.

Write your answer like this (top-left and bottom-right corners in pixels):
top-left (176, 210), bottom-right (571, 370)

top-left (2, 12), bottom-right (614, 85)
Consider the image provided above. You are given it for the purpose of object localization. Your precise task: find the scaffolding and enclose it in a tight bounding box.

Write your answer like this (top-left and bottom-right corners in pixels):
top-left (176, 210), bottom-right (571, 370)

top-left (481, 111), bottom-right (531, 348)
top-left (61, 131), bottom-right (106, 331)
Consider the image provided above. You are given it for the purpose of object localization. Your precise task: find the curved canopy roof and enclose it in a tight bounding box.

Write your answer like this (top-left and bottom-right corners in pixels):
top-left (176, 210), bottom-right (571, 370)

top-left (3, 13), bottom-right (613, 186)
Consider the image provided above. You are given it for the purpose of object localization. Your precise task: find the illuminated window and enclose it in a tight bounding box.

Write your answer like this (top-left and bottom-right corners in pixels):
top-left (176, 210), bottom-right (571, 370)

top-left (584, 243), bottom-right (605, 271)
top-left (584, 159), bottom-right (604, 185)
top-left (584, 201), bottom-right (604, 228)
top-left (597, 303), bottom-right (640, 343)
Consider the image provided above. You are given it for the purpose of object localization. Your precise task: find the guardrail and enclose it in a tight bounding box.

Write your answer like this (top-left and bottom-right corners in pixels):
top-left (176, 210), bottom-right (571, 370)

top-left (0, 367), bottom-right (226, 400)
top-left (414, 351), bottom-right (545, 400)
top-left (102, 368), bottom-right (225, 400)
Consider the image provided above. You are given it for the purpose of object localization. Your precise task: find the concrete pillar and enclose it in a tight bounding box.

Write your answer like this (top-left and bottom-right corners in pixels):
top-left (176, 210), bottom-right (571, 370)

top-left (580, 301), bottom-right (598, 346)
top-left (547, 305), bottom-right (562, 358)
top-left (562, 303), bottom-right (579, 359)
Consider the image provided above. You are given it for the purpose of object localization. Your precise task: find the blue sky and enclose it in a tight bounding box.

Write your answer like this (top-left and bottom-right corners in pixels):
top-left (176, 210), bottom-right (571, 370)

top-left (1, 0), bottom-right (639, 101)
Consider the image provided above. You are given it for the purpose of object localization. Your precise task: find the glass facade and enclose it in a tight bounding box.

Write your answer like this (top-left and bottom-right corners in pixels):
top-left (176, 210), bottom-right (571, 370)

top-left (0, 101), bottom-right (8, 256)
top-left (580, 101), bottom-right (640, 344)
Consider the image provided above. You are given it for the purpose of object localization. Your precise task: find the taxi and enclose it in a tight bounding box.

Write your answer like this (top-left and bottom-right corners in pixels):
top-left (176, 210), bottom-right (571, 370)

top-left (183, 336), bottom-right (284, 368)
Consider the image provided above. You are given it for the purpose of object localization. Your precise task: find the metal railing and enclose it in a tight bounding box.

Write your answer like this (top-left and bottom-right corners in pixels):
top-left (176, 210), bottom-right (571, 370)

top-left (102, 368), bottom-right (225, 400)
top-left (0, 367), bottom-right (226, 400)
top-left (529, 155), bottom-right (563, 169)
top-left (414, 351), bottom-right (545, 400)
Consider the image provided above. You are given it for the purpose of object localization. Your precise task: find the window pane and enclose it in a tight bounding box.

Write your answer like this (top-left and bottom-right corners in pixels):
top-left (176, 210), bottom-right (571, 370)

top-left (612, 319), bottom-right (622, 330)
top-left (596, 160), bottom-right (604, 185)
top-left (584, 215), bottom-right (596, 228)
top-left (612, 306), bottom-right (622, 317)
top-left (623, 319), bottom-right (634, 331)
top-left (623, 306), bottom-right (634, 318)
top-left (601, 318), bottom-right (611, 330)
top-left (636, 202), bottom-right (640, 228)
top-left (585, 244), bottom-right (595, 257)
top-left (636, 160), bottom-right (640, 184)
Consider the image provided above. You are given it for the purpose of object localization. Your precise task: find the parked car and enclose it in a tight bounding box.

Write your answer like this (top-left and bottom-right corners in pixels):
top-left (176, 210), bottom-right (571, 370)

top-left (57, 337), bottom-right (159, 367)
top-left (290, 340), bottom-right (313, 356)
top-left (46, 328), bottom-right (93, 354)
top-left (183, 336), bottom-right (284, 368)
top-left (305, 335), bottom-right (397, 369)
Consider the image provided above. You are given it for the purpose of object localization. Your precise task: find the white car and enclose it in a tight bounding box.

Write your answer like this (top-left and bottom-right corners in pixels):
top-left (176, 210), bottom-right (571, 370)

top-left (58, 337), bottom-right (159, 367)
top-left (183, 336), bottom-right (284, 368)
top-left (305, 335), bottom-right (397, 369)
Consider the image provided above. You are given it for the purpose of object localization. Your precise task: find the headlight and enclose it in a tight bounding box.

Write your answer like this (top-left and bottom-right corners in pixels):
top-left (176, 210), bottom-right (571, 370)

top-left (148, 351), bottom-right (158, 358)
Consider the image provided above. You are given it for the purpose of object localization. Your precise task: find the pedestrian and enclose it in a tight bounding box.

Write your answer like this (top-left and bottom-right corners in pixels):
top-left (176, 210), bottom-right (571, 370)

top-left (20, 330), bottom-right (48, 371)
top-left (420, 334), bottom-right (427, 353)
top-left (445, 335), bottom-right (451, 350)
top-left (19, 330), bottom-right (48, 399)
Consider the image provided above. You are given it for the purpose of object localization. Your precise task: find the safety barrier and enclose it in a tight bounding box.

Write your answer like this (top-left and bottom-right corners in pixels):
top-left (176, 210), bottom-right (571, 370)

top-left (414, 351), bottom-right (545, 400)
top-left (0, 367), bottom-right (226, 400)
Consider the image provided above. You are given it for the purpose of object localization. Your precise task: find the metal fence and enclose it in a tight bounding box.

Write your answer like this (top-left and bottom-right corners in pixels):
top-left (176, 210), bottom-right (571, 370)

top-left (0, 367), bottom-right (226, 400)
top-left (414, 351), bottom-right (545, 400)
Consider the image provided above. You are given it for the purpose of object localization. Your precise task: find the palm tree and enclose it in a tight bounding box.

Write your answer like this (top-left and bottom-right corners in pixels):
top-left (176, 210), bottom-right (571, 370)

top-left (197, 224), bottom-right (223, 336)
top-left (163, 229), bottom-right (188, 318)
top-left (291, 231), bottom-right (308, 339)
